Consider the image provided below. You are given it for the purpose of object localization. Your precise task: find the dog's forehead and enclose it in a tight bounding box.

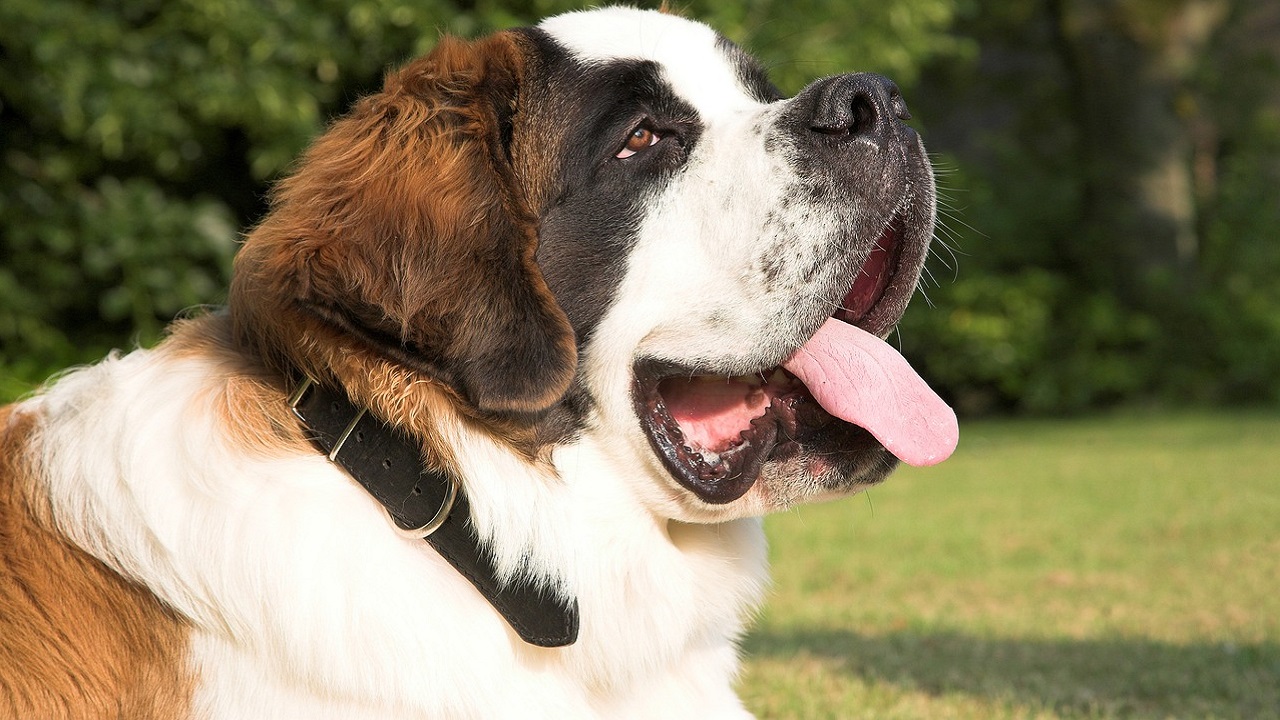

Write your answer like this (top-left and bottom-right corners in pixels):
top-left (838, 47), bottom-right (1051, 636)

top-left (537, 7), bottom-right (763, 118)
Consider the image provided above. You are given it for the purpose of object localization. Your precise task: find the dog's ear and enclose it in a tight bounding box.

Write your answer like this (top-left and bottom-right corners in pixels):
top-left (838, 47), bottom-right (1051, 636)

top-left (238, 33), bottom-right (575, 415)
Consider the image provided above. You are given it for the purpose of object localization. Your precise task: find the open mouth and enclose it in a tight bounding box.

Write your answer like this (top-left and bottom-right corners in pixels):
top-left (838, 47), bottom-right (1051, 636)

top-left (632, 215), bottom-right (957, 505)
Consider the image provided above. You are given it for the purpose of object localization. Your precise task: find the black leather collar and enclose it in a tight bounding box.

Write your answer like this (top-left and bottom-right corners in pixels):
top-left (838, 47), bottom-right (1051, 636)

top-left (287, 377), bottom-right (579, 647)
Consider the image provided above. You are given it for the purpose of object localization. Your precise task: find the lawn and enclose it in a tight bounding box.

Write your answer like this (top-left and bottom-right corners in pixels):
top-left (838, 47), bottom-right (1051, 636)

top-left (741, 411), bottom-right (1280, 719)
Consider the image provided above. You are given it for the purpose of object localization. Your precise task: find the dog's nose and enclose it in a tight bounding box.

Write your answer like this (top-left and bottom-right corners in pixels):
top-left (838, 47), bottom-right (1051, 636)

top-left (805, 73), bottom-right (909, 139)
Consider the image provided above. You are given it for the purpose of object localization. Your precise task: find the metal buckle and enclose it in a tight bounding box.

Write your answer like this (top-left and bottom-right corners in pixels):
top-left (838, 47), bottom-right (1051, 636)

top-left (289, 376), bottom-right (366, 461)
top-left (287, 376), bottom-right (315, 415)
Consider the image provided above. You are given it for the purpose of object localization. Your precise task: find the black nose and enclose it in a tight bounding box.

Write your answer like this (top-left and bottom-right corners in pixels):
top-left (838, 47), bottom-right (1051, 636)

top-left (805, 73), bottom-right (909, 138)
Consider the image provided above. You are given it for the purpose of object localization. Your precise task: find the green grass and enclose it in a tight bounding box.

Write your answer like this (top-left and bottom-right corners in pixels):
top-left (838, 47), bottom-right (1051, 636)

top-left (741, 411), bottom-right (1280, 719)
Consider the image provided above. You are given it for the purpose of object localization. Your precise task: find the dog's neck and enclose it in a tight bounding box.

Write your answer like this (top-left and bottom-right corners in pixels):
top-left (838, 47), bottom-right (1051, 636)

top-left (281, 370), bottom-right (580, 647)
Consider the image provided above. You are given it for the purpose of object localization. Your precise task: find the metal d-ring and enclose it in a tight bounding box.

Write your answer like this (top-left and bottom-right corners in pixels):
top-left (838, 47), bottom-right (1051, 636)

top-left (391, 472), bottom-right (458, 540)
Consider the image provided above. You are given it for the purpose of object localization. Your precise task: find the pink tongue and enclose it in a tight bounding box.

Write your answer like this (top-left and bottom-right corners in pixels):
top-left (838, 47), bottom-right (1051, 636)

top-left (782, 318), bottom-right (958, 466)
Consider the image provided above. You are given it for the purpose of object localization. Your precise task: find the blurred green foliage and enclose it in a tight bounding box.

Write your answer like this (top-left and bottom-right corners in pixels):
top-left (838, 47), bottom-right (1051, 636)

top-left (0, 0), bottom-right (469, 397)
top-left (897, 0), bottom-right (1280, 414)
top-left (1, 0), bottom-right (1277, 412)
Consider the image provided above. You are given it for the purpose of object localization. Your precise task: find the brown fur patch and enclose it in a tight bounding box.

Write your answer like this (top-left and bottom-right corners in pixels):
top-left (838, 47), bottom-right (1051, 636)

top-left (230, 31), bottom-right (577, 469)
top-left (167, 313), bottom-right (310, 457)
top-left (0, 406), bottom-right (193, 718)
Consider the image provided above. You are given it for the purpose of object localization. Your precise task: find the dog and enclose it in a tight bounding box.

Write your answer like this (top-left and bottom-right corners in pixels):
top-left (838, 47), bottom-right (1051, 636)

top-left (0, 7), bottom-right (957, 718)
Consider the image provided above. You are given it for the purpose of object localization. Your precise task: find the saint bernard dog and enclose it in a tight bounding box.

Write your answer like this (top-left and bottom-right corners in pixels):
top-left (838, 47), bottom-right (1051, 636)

top-left (0, 6), bottom-right (958, 719)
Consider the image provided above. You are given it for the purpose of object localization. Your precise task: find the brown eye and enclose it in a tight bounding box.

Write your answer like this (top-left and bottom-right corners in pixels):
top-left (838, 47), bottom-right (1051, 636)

top-left (616, 125), bottom-right (661, 159)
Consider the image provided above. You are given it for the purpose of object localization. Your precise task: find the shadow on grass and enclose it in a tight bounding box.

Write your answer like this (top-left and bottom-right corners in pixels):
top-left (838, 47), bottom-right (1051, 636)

top-left (745, 626), bottom-right (1280, 718)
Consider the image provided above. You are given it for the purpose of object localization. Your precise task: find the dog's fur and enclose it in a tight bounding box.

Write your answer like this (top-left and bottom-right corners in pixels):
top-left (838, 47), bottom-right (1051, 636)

top-left (0, 8), bottom-right (941, 718)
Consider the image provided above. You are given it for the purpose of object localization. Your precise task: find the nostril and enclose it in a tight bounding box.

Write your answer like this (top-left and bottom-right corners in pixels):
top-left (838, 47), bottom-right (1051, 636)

top-left (809, 89), bottom-right (880, 137)
top-left (801, 73), bottom-right (910, 140)
top-left (851, 92), bottom-right (877, 135)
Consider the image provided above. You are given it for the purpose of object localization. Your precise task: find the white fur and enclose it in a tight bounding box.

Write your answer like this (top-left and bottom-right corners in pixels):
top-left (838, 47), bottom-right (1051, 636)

top-left (539, 8), bottom-right (761, 122)
top-left (25, 338), bottom-right (766, 719)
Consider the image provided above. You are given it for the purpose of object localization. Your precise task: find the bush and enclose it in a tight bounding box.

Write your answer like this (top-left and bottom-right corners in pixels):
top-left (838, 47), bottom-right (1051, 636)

top-left (900, 269), bottom-right (1163, 415)
top-left (0, 0), bottom-right (471, 395)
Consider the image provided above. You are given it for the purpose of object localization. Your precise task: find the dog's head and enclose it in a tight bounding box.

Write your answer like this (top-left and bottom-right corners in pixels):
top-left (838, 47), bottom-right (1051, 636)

top-left (231, 7), bottom-right (956, 522)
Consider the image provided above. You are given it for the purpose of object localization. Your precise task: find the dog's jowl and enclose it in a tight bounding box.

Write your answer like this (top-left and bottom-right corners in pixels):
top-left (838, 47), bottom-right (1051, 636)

top-left (0, 7), bottom-right (956, 718)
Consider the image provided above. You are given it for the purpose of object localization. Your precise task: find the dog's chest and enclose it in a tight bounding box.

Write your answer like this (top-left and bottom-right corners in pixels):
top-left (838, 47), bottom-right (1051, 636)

top-left (182, 447), bottom-right (767, 717)
top-left (189, 510), bottom-right (765, 718)
top-left (29, 346), bottom-right (763, 717)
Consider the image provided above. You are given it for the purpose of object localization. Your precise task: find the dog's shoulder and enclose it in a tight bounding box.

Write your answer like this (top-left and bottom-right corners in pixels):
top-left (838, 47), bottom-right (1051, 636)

top-left (0, 373), bottom-right (194, 718)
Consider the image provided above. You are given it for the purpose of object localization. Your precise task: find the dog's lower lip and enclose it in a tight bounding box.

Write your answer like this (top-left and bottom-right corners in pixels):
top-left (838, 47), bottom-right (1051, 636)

top-left (636, 373), bottom-right (763, 504)
top-left (632, 365), bottom-right (828, 504)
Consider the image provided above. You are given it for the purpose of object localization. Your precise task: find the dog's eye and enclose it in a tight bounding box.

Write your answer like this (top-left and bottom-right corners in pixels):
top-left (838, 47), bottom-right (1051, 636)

top-left (616, 125), bottom-right (661, 159)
